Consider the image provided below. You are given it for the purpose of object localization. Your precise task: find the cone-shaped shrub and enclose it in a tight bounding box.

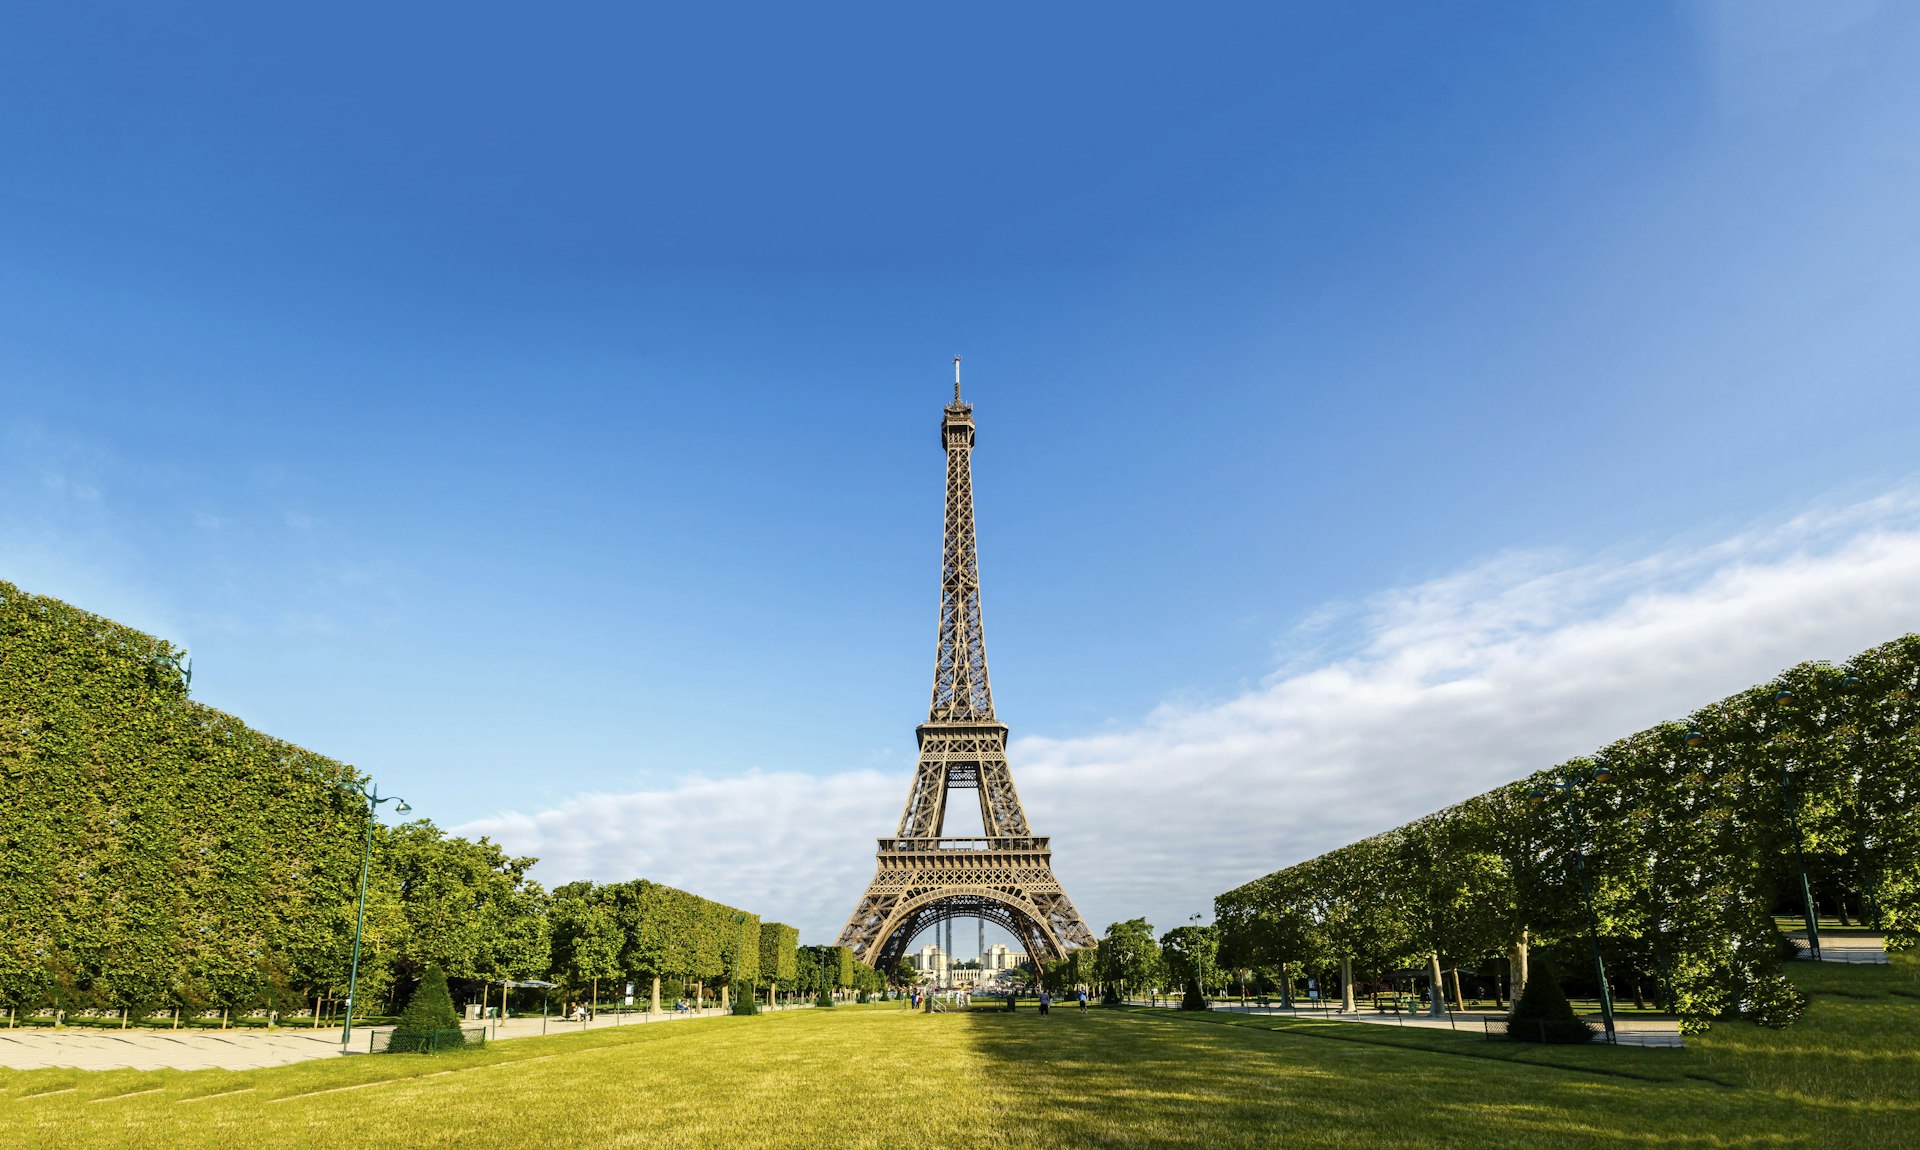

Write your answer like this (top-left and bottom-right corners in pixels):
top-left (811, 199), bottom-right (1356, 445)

top-left (1179, 980), bottom-right (1208, 1011)
top-left (390, 967), bottom-right (463, 1053)
top-left (1505, 962), bottom-right (1595, 1044)
top-left (730, 981), bottom-right (759, 1015)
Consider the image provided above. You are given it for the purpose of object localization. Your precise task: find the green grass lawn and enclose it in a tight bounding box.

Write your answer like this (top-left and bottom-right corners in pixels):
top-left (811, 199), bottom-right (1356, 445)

top-left (4, 958), bottom-right (1915, 1150)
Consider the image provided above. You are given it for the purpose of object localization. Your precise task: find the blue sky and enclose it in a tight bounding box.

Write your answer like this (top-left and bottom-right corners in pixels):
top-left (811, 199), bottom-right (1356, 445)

top-left (5, 2), bottom-right (1920, 944)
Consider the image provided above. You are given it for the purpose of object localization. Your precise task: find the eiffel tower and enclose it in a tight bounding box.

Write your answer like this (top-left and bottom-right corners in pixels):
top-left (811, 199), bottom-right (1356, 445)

top-left (837, 360), bottom-right (1096, 970)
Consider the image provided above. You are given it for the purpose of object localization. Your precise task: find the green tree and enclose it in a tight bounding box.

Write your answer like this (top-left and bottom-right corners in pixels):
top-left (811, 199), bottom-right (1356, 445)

top-left (758, 922), bottom-right (799, 1003)
top-left (549, 883), bottom-right (620, 1010)
top-left (1158, 925), bottom-right (1218, 1010)
top-left (1505, 960), bottom-right (1593, 1044)
top-left (390, 966), bottom-right (462, 1052)
top-left (1097, 919), bottom-right (1160, 1003)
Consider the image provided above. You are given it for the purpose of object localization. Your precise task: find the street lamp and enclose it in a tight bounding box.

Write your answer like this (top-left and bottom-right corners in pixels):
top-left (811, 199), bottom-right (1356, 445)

top-left (338, 781), bottom-right (409, 1049)
top-left (1530, 766), bottom-right (1618, 1044)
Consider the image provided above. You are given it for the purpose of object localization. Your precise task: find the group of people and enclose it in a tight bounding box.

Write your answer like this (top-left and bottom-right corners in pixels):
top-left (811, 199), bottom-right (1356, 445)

top-left (1034, 989), bottom-right (1088, 1014)
top-left (901, 986), bottom-right (1092, 1013)
top-left (561, 998), bottom-right (706, 1022)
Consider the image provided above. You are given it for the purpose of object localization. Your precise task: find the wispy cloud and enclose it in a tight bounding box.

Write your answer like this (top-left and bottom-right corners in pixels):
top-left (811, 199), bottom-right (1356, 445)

top-left (456, 491), bottom-right (1920, 943)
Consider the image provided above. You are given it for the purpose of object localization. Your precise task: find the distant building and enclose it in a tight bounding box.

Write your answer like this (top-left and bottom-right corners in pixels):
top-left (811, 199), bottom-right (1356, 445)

top-left (910, 941), bottom-right (1019, 987)
top-left (914, 944), bottom-right (950, 983)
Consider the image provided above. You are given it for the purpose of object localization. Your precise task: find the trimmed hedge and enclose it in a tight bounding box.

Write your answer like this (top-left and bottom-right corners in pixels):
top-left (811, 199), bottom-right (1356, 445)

top-left (0, 581), bottom-right (791, 1020)
top-left (1216, 635), bottom-right (1920, 1033)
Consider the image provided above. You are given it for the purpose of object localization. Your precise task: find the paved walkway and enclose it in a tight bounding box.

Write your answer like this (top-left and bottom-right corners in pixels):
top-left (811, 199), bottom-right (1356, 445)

top-left (0, 1003), bottom-right (815, 1072)
top-left (0, 1027), bottom-right (352, 1072)
top-left (1177, 1001), bottom-right (1685, 1047)
top-left (1787, 931), bottom-right (1887, 964)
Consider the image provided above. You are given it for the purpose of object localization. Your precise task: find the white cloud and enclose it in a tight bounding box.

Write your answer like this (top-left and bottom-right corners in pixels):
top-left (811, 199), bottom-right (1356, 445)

top-left (455, 491), bottom-right (1920, 944)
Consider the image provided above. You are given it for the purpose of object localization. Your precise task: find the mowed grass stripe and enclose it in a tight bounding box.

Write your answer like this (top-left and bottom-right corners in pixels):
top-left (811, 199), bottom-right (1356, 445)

top-left (176, 1087), bottom-right (253, 1104)
top-left (88, 1086), bottom-right (166, 1104)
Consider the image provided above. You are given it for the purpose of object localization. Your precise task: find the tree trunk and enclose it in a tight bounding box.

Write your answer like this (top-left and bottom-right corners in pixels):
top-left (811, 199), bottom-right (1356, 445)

top-left (1508, 932), bottom-right (1530, 1017)
top-left (1280, 962), bottom-right (1293, 1008)
top-left (1427, 953), bottom-right (1445, 1018)
top-left (721, 984), bottom-right (731, 1011)
top-left (651, 976), bottom-right (661, 1014)
top-left (1340, 956), bottom-right (1356, 1013)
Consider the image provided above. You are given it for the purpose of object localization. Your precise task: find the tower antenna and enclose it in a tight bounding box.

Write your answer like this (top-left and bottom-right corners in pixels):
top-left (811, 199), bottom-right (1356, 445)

top-left (953, 355), bottom-right (962, 404)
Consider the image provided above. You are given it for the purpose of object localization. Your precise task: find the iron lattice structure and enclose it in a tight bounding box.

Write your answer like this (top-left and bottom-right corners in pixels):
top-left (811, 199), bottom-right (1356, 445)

top-left (837, 365), bottom-right (1096, 972)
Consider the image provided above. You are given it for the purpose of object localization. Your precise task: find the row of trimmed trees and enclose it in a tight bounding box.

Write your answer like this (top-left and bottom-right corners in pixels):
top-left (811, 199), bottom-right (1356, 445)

top-left (1212, 636), bottom-right (1920, 1032)
top-left (545, 896), bottom-right (878, 1012)
top-left (0, 580), bottom-right (824, 1022)
top-left (1040, 918), bottom-right (1226, 1008)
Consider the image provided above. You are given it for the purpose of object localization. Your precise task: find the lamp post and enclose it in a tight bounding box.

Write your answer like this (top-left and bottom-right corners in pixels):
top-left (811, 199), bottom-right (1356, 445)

top-left (1530, 767), bottom-right (1617, 1044)
top-left (339, 782), bottom-right (409, 1049)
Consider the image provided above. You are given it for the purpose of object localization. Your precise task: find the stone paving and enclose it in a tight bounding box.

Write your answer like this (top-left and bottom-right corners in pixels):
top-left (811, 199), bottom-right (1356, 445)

top-left (0, 1003), bottom-right (811, 1072)
top-left (0, 1027), bottom-right (352, 1072)
top-left (1787, 931), bottom-right (1888, 964)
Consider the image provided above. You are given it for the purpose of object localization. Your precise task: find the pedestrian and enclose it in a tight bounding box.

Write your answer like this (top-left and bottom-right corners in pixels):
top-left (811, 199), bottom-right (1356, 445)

top-left (1077, 989), bottom-right (1087, 1012)
top-left (1039, 989), bottom-right (1051, 1015)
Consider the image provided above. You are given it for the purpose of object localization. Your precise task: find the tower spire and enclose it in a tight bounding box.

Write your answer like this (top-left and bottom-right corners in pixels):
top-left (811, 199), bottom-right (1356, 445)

top-left (932, 365), bottom-right (989, 722)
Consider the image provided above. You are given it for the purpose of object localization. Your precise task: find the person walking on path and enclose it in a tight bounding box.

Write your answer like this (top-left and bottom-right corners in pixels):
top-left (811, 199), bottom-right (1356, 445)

top-left (1077, 989), bottom-right (1087, 1013)
top-left (1039, 990), bottom-right (1051, 1016)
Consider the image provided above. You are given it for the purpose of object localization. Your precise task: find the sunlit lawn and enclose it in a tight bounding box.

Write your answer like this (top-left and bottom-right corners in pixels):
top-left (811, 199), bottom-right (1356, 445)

top-left (4, 957), bottom-right (1915, 1149)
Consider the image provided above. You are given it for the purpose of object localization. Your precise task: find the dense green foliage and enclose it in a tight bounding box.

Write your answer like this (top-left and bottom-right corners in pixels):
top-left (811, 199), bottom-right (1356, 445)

top-left (1095, 918), bottom-right (1165, 1002)
top-left (1040, 946), bottom-right (1096, 995)
top-left (1, 581), bottom-right (373, 1018)
top-left (757, 922), bottom-right (798, 994)
top-left (1216, 635), bottom-right (1920, 1032)
top-left (0, 582), bottom-right (788, 1021)
top-left (1160, 925), bottom-right (1219, 1010)
top-left (796, 944), bottom-right (856, 1005)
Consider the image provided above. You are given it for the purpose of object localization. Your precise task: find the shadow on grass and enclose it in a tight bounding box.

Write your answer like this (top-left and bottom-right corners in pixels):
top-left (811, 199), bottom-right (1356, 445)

top-left (961, 959), bottom-right (1920, 1150)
